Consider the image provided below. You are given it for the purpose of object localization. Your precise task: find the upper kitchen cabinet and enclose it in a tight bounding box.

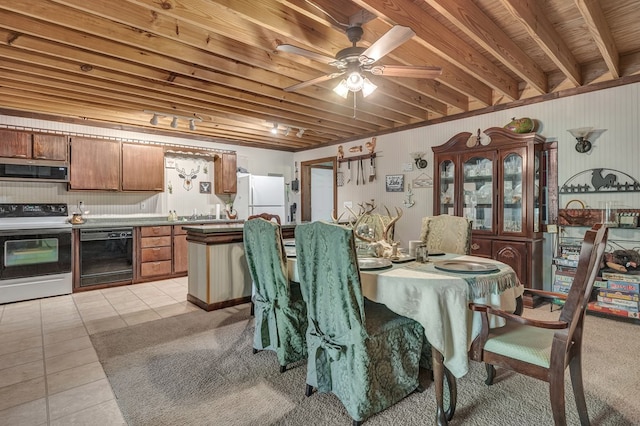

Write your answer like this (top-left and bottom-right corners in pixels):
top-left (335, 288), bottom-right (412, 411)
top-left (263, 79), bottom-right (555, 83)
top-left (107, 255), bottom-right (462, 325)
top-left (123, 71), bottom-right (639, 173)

top-left (69, 138), bottom-right (164, 192)
top-left (0, 129), bottom-right (68, 162)
top-left (121, 143), bottom-right (164, 191)
top-left (433, 127), bottom-right (551, 306)
top-left (69, 137), bottom-right (120, 190)
top-left (214, 152), bottom-right (237, 194)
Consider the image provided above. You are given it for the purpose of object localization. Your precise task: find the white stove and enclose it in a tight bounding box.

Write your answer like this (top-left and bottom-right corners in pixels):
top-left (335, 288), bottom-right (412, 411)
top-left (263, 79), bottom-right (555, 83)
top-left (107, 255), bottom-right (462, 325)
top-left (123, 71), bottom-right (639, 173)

top-left (0, 203), bottom-right (73, 304)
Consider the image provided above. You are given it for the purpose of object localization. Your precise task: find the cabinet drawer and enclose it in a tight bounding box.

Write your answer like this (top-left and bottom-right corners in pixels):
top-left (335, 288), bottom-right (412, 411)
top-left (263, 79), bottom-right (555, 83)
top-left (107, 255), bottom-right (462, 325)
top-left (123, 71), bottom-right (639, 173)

top-left (173, 225), bottom-right (188, 235)
top-left (470, 238), bottom-right (492, 257)
top-left (140, 260), bottom-right (172, 277)
top-left (141, 226), bottom-right (172, 237)
top-left (141, 246), bottom-right (172, 262)
top-left (141, 235), bottom-right (171, 248)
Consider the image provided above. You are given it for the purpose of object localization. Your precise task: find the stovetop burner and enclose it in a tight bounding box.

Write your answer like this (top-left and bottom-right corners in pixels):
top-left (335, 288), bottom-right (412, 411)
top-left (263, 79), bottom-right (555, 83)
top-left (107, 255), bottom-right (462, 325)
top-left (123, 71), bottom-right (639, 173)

top-left (0, 203), bottom-right (71, 230)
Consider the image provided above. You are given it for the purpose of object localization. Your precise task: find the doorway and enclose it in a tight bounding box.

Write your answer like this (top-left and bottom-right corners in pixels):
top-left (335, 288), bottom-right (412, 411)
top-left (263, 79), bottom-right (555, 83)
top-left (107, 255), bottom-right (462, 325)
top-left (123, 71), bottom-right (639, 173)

top-left (300, 156), bottom-right (337, 222)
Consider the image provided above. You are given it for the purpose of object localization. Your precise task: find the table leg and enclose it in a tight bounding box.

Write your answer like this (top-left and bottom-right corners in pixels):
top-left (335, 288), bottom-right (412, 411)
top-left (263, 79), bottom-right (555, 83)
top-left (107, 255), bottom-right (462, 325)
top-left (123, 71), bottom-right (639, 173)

top-left (432, 347), bottom-right (448, 426)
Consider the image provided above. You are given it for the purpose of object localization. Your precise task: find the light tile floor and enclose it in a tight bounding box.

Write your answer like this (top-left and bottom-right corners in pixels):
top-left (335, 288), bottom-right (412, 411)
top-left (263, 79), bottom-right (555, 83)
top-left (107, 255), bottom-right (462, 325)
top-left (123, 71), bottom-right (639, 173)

top-left (0, 277), bottom-right (198, 426)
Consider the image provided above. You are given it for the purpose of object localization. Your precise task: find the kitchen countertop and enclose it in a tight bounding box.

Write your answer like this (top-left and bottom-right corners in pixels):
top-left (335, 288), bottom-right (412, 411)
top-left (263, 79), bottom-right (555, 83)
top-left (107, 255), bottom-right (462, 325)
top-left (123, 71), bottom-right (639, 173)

top-left (182, 222), bottom-right (296, 234)
top-left (71, 216), bottom-right (245, 229)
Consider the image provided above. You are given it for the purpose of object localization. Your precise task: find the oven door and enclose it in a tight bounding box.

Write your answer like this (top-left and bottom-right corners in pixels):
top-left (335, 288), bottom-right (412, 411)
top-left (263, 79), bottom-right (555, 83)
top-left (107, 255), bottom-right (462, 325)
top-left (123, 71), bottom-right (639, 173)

top-left (0, 228), bottom-right (72, 280)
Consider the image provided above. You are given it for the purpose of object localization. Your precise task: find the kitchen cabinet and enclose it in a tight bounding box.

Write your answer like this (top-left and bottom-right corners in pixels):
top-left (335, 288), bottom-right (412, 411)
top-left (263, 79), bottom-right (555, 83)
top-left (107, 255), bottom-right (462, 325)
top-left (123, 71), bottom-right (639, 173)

top-left (139, 226), bottom-right (173, 278)
top-left (0, 129), bottom-right (68, 161)
top-left (69, 137), bottom-right (120, 190)
top-left (173, 225), bottom-right (188, 274)
top-left (433, 127), bottom-right (551, 307)
top-left (214, 152), bottom-right (237, 194)
top-left (70, 138), bottom-right (164, 191)
top-left (121, 143), bottom-right (164, 191)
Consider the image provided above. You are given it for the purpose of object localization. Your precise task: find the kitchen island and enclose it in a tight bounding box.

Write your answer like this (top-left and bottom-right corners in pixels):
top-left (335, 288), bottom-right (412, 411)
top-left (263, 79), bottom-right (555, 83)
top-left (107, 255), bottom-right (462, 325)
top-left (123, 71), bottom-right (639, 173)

top-left (183, 223), bottom-right (296, 311)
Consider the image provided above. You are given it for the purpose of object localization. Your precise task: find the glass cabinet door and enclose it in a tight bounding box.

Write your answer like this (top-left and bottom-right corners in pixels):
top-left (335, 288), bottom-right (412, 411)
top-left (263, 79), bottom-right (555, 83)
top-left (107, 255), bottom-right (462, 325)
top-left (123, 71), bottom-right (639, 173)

top-left (462, 155), bottom-right (493, 231)
top-left (438, 159), bottom-right (455, 215)
top-left (502, 152), bottom-right (524, 233)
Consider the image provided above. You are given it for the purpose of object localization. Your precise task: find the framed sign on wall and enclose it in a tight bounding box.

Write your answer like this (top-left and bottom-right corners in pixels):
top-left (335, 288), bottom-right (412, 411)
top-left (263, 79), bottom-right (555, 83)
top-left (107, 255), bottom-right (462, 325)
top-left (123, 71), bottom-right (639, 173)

top-left (385, 174), bottom-right (404, 192)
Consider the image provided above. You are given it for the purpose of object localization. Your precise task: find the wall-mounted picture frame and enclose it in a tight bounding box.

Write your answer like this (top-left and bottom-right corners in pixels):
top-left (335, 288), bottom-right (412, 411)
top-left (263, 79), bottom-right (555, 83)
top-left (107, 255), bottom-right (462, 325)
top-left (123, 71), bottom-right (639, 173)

top-left (412, 173), bottom-right (433, 188)
top-left (199, 181), bottom-right (211, 194)
top-left (385, 174), bottom-right (404, 192)
top-left (165, 157), bottom-right (176, 168)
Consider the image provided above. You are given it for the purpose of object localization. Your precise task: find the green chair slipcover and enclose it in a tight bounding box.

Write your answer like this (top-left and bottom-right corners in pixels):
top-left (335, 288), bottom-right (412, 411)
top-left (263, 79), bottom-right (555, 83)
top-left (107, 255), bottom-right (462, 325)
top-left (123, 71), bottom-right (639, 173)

top-left (295, 221), bottom-right (424, 425)
top-left (419, 214), bottom-right (472, 255)
top-left (243, 218), bottom-right (307, 372)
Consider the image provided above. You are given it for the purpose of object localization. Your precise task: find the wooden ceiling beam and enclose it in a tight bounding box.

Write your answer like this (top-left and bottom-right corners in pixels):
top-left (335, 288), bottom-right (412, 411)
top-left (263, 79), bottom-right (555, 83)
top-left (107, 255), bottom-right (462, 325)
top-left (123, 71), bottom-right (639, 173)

top-left (499, 0), bottom-right (582, 87)
top-left (425, 0), bottom-right (547, 95)
top-left (574, 0), bottom-right (620, 78)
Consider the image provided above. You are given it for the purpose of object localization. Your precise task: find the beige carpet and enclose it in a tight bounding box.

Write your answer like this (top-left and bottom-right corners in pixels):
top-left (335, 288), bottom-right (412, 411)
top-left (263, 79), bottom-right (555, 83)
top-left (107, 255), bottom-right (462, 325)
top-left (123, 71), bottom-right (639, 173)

top-left (90, 303), bottom-right (640, 425)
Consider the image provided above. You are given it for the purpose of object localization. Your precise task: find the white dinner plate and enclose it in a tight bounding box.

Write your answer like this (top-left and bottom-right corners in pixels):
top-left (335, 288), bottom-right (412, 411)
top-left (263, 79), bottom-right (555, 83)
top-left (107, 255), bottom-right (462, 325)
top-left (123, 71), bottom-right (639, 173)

top-left (433, 260), bottom-right (499, 274)
top-left (358, 258), bottom-right (393, 271)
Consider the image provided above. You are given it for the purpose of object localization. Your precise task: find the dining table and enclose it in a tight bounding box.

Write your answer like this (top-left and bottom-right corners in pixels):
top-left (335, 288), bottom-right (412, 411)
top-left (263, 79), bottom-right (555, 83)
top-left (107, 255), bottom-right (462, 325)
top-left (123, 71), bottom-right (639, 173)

top-left (285, 243), bottom-right (523, 425)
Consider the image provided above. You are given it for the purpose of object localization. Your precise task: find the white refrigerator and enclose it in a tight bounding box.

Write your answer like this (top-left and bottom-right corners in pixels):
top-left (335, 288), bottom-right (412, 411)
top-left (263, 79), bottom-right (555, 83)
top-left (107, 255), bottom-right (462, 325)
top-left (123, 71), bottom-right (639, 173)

top-left (235, 174), bottom-right (286, 222)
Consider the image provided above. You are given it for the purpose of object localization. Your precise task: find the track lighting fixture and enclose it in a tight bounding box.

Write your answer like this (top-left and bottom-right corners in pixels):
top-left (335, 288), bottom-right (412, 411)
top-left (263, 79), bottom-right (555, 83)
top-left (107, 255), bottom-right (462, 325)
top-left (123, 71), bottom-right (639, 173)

top-left (284, 127), bottom-right (291, 137)
top-left (271, 123), bottom-right (279, 135)
top-left (145, 110), bottom-right (202, 130)
top-left (296, 128), bottom-right (305, 138)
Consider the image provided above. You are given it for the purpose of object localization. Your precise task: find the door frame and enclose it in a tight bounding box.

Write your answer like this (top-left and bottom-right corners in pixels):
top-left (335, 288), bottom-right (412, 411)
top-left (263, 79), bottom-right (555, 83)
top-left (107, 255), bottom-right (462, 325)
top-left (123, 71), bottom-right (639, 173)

top-left (301, 156), bottom-right (337, 222)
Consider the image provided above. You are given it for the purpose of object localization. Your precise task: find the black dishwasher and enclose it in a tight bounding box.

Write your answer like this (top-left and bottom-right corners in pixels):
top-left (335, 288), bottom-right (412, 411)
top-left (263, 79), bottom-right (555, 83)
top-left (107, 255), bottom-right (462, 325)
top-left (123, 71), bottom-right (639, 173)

top-left (79, 228), bottom-right (133, 287)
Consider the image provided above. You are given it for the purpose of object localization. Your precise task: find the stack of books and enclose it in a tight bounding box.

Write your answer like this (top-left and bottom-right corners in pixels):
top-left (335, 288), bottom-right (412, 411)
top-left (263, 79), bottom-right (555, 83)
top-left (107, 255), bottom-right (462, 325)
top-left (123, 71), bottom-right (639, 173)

top-left (588, 271), bottom-right (640, 319)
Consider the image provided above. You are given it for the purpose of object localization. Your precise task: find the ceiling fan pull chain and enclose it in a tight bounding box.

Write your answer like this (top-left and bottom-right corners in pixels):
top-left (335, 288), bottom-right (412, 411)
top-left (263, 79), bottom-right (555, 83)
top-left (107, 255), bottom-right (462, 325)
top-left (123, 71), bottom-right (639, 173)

top-left (353, 92), bottom-right (357, 119)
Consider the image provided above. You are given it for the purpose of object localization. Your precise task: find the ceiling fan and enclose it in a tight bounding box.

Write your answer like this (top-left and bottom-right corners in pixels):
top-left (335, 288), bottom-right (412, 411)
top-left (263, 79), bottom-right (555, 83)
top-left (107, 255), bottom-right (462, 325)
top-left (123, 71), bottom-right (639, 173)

top-left (277, 24), bottom-right (442, 98)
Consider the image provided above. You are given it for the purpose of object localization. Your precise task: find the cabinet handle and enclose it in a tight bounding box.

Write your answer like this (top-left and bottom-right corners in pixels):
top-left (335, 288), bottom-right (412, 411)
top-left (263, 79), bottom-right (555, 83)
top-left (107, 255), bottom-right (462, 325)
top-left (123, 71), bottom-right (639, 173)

top-left (471, 243), bottom-right (480, 250)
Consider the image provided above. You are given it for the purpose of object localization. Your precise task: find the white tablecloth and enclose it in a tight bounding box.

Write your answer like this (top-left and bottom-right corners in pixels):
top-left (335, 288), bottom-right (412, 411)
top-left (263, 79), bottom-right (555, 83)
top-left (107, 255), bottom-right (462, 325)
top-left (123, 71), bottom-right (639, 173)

top-left (287, 253), bottom-right (523, 378)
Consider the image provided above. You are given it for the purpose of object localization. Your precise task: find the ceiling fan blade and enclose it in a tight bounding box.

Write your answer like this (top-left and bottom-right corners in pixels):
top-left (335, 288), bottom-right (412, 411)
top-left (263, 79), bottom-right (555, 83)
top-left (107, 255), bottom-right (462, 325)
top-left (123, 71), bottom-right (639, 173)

top-left (276, 44), bottom-right (336, 65)
top-left (359, 25), bottom-right (415, 65)
top-left (283, 72), bottom-right (345, 92)
top-left (369, 65), bottom-right (442, 79)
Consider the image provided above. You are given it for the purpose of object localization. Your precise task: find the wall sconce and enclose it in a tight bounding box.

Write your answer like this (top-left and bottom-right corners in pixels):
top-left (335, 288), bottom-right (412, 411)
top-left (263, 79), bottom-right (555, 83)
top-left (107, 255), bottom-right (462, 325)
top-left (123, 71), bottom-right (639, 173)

top-left (567, 127), bottom-right (593, 153)
top-left (410, 152), bottom-right (428, 169)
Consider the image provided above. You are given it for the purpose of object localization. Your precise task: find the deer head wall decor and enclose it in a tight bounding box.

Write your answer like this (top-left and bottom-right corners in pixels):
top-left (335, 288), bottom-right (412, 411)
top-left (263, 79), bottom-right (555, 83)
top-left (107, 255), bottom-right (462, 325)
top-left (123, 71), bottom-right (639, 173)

top-left (175, 164), bottom-right (201, 191)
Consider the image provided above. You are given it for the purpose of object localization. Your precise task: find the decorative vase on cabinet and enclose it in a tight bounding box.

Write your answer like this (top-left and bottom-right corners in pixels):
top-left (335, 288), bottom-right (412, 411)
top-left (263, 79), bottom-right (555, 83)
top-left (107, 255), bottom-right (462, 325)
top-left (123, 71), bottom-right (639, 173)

top-left (433, 127), bottom-right (552, 308)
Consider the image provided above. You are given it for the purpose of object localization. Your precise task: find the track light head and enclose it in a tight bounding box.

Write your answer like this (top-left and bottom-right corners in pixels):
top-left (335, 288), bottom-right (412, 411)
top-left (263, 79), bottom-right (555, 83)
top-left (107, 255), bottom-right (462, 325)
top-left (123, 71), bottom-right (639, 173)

top-left (296, 128), bottom-right (305, 138)
top-left (189, 119), bottom-right (196, 131)
top-left (271, 123), bottom-right (278, 135)
top-left (170, 116), bottom-right (178, 128)
top-left (150, 114), bottom-right (159, 125)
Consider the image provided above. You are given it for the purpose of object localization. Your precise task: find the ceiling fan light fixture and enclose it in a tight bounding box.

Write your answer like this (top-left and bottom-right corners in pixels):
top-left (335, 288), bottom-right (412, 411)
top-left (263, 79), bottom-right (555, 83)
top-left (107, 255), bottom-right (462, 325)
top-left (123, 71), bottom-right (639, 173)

top-left (346, 71), bottom-right (364, 92)
top-left (361, 77), bottom-right (377, 97)
top-left (333, 79), bottom-right (349, 98)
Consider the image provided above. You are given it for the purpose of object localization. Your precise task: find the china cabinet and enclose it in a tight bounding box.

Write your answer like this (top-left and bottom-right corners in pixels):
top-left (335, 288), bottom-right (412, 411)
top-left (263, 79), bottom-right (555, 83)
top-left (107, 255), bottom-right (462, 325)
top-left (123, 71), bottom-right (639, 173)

top-left (433, 127), bottom-right (551, 307)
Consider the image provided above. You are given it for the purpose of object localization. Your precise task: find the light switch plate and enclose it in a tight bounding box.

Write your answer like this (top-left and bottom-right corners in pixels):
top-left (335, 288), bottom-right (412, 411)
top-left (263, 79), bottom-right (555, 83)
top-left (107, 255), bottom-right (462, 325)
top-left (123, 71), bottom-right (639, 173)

top-left (402, 162), bottom-right (414, 172)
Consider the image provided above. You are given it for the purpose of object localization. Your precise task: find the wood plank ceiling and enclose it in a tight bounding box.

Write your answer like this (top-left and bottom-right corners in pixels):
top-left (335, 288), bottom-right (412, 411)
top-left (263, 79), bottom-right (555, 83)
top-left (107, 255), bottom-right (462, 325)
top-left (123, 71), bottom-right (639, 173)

top-left (1, 0), bottom-right (639, 151)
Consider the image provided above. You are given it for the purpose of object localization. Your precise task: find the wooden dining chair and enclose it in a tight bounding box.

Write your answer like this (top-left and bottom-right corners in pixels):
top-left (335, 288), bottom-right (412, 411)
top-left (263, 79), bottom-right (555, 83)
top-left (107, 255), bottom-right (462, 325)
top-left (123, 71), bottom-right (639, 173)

top-left (419, 214), bottom-right (472, 255)
top-left (295, 221), bottom-right (424, 425)
top-left (468, 224), bottom-right (608, 425)
top-left (247, 212), bottom-right (281, 224)
top-left (243, 217), bottom-right (307, 372)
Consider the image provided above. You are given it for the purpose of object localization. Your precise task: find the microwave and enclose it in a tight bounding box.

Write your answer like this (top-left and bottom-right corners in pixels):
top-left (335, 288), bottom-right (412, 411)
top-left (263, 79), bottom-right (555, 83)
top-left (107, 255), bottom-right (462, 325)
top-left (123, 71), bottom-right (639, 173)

top-left (0, 163), bottom-right (69, 182)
